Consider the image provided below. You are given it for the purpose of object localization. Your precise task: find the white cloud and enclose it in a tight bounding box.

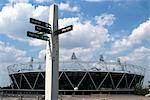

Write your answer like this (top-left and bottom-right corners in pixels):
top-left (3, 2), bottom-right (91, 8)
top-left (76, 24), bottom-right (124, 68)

top-left (0, 3), bottom-right (76, 46)
top-left (128, 18), bottom-right (150, 43)
top-left (28, 39), bottom-right (46, 46)
top-left (0, 2), bottom-right (115, 62)
top-left (59, 3), bottom-right (79, 12)
top-left (0, 41), bottom-right (29, 63)
top-left (0, 41), bottom-right (30, 87)
top-left (37, 13), bottom-right (115, 61)
top-left (60, 48), bottom-right (95, 61)
top-left (120, 47), bottom-right (150, 65)
top-left (38, 47), bottom-right (95, 61)
top-left (59, 17), bottom-right (109, 49)
top-left (95, 13), bottom-right (116, 26)
top-left (32, 6), bottom-right (49, 20)
top-left (0, 3), bottom-right (115, 49)
top-left (35, 0), bottom-right (48, 3)
top-left (0, 62), bottom-right (11, 87)
top-left (84, 0), bottom-right (102, 2)
top-left (57, 14), bottom-right (115, 60)
top-left (110, 18), bottom-right (150, 54)
top-left (38, 49), bottom-right (46, 60)
top-left (119, 46), bottom-right (150, 86)
top-left (0, 3), bottom-right (35, 40)
top-left (0, 3), bottom-right (49, 46)
top-left (8, 0), bottom-right (29, 3)
top-left (0, 2), bottom-right (114, 49)
top-left (0, 41), bottom-right (4, 45)
top-left (37, 15), bottom-right (111, 61)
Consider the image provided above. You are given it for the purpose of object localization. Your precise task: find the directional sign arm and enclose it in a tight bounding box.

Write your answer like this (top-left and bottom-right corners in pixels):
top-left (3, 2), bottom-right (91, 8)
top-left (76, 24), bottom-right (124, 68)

top-left (54, 25), bottom-right (73, 35)
top-left (35, 26), bottom-right (52, 34)
top-left (30, 18), bottom-right (51, 28)
top-left (27, 31), bottom-right (49, 41)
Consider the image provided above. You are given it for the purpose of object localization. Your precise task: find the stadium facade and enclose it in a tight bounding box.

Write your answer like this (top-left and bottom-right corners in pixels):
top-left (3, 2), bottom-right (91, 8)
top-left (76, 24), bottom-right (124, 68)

top-left (7, 53), bottom-right (145, 94)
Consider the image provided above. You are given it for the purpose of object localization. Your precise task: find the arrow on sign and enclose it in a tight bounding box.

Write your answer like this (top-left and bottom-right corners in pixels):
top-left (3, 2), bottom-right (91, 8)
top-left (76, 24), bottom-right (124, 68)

top-left (35, 26), bottom-right (52, 34)
top-left (30, 18), bottom-right (51, 28)
top-left (54, 25), bottom-right (73, 35)
top-left (27, 31), bottom-right (49, 41)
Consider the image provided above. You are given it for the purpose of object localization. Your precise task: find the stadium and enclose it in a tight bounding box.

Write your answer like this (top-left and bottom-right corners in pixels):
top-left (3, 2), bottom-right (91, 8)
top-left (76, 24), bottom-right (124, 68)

top-left (7, 53), bottom-right (145, 95)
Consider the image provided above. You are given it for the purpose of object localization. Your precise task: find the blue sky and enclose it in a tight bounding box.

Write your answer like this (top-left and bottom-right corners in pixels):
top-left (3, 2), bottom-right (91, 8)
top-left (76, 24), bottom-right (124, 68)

top-left (0, 0), bottom-right (150, 87)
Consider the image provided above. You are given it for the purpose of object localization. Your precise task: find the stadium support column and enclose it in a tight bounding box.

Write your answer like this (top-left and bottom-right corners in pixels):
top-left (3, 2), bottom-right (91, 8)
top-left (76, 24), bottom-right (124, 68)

top-left (45, 4), bottom-right (59, 100)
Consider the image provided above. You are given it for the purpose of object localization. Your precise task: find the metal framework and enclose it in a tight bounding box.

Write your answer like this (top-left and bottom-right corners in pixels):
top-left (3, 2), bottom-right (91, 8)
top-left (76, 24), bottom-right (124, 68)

top-left (7, 54), bottom-right (145, 94)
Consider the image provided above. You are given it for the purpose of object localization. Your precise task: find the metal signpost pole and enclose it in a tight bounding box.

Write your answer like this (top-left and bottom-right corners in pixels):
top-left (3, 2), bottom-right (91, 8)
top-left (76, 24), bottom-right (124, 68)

top-left (27, 4), bottom-right (73, 100)
top-left (45, 4), bottom-right (58, 100)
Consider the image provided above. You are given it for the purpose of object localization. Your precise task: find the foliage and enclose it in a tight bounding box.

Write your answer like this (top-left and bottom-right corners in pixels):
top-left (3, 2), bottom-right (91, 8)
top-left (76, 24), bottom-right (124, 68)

top-left (134, 85), bottom-right (149, 96)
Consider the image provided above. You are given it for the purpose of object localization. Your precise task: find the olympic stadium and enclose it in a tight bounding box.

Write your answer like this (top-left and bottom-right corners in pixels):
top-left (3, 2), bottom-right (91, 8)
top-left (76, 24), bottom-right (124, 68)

top-left (7, 53), bottom-right (145, 95)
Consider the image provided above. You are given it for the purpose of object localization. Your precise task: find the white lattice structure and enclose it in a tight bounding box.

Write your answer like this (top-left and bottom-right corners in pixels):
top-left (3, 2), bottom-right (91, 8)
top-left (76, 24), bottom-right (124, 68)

top-left (7, 54), bottom-right (145, 94)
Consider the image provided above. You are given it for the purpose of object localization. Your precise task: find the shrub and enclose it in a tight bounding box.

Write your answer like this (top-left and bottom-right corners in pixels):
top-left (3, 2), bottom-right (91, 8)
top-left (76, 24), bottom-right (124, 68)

top-left (134, 85), bottom-right (149, 96)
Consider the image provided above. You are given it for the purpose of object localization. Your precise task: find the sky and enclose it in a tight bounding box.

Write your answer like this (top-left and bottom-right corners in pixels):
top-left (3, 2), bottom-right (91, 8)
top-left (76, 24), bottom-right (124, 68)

top-left (0, 0), bottom-right (150, 87)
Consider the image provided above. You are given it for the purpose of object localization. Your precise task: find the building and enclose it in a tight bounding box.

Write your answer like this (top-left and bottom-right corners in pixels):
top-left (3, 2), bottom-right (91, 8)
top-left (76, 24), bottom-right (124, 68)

top-left (7, 53), bottom-right (145, 95)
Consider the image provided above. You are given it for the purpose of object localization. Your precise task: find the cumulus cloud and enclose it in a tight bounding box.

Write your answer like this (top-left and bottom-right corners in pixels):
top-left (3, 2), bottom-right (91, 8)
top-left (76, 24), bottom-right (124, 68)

top-left (38, 15), bottom-right (112, 61)
top-left (60, 48), bottom-right (95, 61)
top-left (0, 41), bottom-right (29, 63)
top-left (35, 0), bottom-right (49, 3)
top-left (38, 49), bottom-right (46, 60)
top-left (120, 47), bottom-right (150, 66)
top-left (0, 41), bottom-right (30, 86)
top-left (0, 41), bottom-right (4, 45)
top-left (58, 13), bottom-right (116, 50)
top-left (0, 2), bottom-right (115, 49)
top-left (119, 46), bottom-right (150, 86)
top-left (8, 0), bottom-right (29, 3)
top-left (0, 3), bottom-right (34, 40)
top-left (58, 3), bottom-right (79, 12)
top-left (95, 13), bottom-right (116, 27)
top-left (0, 2), bottom-right (115, 55)
top-left (0, 64), bottom-right (10, 87)
top-left (37, 13), bottom-right (115, 61)
top-left (0, 2), bottom-right (116, 61)
top-left (0, 3), bottom-right (49, 46)
top-left (28, 39), bottom-right (46, 46)
top-left (110, 18), bottom-right (150, 54)
top-left (84, 0), bottom-right (103, 2)
top-left (57, 14), bottom-right (115, 60)
top-left (32, 6), bottom-right (49, 20)
top-left (38, 47), bottom-right (95, 61)
top-left (59, 17), bottom-right (108, 48)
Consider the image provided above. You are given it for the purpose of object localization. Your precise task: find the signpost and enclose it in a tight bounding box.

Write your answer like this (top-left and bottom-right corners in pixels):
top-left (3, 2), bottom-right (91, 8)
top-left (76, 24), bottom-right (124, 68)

top-left (27, 31), bottom-right (49, 41)
top-left (54, 25), bottom-right (73, 35)
top-left (27, 4), bottom-right (73, 100)
top-left (35, 26), bottom-right (52, 34)
top-left (30, 18), bottom-right (51, 28)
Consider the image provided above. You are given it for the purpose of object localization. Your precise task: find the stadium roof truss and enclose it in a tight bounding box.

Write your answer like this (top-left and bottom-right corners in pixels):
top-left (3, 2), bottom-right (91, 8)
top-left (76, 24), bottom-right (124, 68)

top-left (9, 70), bottom-right (144, 91)
top-left (7, 53), bottom-right (145, 93)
